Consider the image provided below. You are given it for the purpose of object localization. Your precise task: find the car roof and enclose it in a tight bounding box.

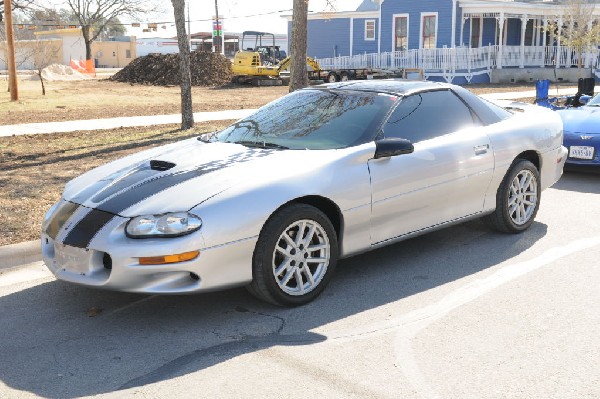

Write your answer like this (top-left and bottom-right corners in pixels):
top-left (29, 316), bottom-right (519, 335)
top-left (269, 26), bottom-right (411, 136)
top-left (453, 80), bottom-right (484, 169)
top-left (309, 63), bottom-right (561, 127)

top-left (312, 79), bottom-right (452, 96)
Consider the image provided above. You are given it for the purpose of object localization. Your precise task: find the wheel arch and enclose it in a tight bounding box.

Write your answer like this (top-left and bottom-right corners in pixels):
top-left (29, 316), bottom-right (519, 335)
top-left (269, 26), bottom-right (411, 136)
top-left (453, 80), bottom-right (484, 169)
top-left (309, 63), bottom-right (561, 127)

top-left (514, 150), bottom-right (541, 170)
top-left (270, 195), bottom-right (344, 253)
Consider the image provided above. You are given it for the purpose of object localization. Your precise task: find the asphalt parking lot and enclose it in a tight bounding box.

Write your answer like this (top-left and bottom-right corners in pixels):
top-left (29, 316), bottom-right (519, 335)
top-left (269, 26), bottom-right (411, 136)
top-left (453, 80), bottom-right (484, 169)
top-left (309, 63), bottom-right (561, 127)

top-left (0, 170), bottom-right (598, 399)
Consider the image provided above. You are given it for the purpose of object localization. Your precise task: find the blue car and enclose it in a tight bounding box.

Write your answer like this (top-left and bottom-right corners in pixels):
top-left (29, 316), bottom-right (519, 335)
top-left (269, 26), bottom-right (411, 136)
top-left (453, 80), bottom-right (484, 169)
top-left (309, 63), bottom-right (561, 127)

top-left (557, 96), bottom-right (600, 167)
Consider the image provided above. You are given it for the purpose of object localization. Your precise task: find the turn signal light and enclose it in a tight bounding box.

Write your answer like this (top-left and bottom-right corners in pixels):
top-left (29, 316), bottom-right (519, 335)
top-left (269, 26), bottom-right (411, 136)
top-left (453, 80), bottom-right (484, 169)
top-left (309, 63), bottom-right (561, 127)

top-left (139, 250), bottom-right (200, 265)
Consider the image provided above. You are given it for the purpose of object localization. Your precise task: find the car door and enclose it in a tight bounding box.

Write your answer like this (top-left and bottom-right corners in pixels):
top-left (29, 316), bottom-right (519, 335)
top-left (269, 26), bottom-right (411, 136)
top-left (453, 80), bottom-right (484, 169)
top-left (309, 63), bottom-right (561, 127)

top-left (368, 89), bottom-right (495, 245)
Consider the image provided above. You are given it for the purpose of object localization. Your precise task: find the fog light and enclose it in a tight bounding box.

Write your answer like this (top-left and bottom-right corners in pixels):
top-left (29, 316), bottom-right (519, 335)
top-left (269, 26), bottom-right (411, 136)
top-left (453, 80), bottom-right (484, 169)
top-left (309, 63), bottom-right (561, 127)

top-left (139, 251), bottom-right (200, 265)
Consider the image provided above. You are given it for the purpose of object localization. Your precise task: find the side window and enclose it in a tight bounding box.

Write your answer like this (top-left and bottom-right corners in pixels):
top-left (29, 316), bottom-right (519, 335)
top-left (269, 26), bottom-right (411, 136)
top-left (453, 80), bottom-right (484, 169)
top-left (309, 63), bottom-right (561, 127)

top-left (383, 90), bottom-right (476, 143)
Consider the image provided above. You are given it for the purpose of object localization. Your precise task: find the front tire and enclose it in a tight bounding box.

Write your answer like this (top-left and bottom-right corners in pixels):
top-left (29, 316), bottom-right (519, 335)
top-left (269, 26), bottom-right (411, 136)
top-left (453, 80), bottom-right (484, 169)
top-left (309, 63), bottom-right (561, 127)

top-left (248, 204), bottom-right (339, 306)
top-left (483, 159), bottom-right (541, 233)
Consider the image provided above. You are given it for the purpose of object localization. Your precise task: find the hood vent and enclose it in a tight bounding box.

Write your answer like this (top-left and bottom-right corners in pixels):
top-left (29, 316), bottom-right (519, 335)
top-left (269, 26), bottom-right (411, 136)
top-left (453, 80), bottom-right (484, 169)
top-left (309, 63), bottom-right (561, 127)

top-left (150, 160), bottom-right (176, 171)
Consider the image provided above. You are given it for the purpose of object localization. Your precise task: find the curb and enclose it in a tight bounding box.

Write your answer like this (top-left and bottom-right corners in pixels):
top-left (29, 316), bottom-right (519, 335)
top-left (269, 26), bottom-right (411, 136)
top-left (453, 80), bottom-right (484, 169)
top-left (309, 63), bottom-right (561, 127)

top-left (0, 240), bottom-right (41, 270)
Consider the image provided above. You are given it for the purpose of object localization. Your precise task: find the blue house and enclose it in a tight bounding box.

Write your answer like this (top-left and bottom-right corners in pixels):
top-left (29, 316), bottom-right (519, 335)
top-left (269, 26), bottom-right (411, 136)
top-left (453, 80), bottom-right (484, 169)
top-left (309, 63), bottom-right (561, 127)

top-left (286, 0), bottom-right (600, 83)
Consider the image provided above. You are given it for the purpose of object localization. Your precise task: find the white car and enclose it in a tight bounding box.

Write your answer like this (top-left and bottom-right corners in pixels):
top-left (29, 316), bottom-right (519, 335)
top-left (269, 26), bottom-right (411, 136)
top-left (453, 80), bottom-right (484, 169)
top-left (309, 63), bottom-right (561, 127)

top-left (42, 81), bottom-right (568, 306)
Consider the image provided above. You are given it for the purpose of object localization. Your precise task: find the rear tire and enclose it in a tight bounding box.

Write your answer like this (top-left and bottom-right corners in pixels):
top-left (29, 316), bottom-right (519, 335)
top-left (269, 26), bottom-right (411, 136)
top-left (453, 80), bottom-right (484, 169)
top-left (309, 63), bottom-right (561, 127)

top-left (482, 159), bottom-right (541, 233)
top-left (327, 72), bottom-right (339, 83)
top-left (247, 204), bottom-right (339, 306)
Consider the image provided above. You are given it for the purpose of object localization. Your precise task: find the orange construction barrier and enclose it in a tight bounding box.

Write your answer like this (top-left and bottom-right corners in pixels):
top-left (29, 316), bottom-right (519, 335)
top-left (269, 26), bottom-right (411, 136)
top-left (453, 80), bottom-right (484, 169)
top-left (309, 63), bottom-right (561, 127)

top-left (70, 58), bottom-right (96, 77)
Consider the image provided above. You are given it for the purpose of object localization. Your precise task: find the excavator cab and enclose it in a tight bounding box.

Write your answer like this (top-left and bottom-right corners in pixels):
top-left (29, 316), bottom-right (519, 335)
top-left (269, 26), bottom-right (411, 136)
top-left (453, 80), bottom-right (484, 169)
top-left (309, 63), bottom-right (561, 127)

top-left (240, 31), bottom-right (285, 65)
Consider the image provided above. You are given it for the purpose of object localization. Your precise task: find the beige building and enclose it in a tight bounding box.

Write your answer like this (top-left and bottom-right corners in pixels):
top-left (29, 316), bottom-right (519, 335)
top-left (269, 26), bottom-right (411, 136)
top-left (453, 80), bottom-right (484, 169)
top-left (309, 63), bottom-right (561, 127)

top-left (1, 27), bottom-right (136, 70)
top-left (92, 37), bottom-right (137, 68)
top-left (35, 28), bottom-right (87, 66)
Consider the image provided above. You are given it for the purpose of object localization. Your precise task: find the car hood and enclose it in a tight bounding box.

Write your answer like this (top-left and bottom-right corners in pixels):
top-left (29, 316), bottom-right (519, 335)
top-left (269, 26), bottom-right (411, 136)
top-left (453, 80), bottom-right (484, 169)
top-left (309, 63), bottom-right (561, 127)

top-left (63, 138), bottom-right (339, 218)
top-left (557, 106), bottom-right (600, 134)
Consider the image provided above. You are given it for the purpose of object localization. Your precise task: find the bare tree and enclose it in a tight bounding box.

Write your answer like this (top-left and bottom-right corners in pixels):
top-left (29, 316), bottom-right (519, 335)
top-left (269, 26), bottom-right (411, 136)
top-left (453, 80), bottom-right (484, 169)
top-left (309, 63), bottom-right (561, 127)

top-left (289, 0), bottom-right (309, 93)
top-left (30, 38), bottom-right (61, 95)
top-left (548, 0), bottom-right (600, 74)
top-left (170, 0), bottom-right (193, 130)
top-left (64, 0), bottom-right (154, 61)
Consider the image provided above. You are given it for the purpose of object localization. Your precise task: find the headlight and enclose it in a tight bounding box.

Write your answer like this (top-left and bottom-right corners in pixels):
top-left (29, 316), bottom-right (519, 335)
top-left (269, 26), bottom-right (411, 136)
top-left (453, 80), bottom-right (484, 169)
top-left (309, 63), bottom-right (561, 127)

top-left (126, 212), bottom-right (202, 238)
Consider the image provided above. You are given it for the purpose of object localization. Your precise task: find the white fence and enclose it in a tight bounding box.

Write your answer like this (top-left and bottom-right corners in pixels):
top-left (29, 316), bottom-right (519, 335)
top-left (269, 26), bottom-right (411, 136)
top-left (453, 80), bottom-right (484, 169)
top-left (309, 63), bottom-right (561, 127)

top-left (317, 45), bottom-right (600, 82)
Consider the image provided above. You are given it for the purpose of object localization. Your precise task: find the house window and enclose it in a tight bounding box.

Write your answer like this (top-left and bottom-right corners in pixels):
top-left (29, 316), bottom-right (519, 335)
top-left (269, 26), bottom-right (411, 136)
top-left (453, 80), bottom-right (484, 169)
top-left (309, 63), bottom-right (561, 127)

top-left (470, 17), bottom-right (481, 48)
top-left (394, 15), bottom-right (408, 51)
top-left (126, 49), bottom-right (131, 58)
top-left (365, 19), bottom-right (376, 41)
top-left (421, 14), bottom-right (437, 49)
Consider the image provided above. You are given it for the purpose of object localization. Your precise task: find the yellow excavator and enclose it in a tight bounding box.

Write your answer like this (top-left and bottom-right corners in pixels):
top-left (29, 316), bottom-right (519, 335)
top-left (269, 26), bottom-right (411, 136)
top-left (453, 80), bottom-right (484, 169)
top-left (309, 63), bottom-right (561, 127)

top-left (232, 31), bottom-right (321, 86)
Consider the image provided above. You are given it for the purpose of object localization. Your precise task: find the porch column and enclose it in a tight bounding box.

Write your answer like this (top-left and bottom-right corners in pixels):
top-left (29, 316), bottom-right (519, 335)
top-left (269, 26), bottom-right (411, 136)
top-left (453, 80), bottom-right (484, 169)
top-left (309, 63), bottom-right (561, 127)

top-left (350, 18), bottom-right (354, 56)
top-left (541, 19), bottom-right (548, 67)
top-left (542, 19), bottom-right (548, 47)
top-left (451, 0), bottom-right (457, 47)
top-left (497, 12), bottom-right (505, 69)
top-left (376, 0), bottom-right (384, 54)
top-left (460, 17), bottom-right (466, 46)
top-left (556, 17), bottom-right (563, 69)
top-left (520, 15), bottom-right (528, 68)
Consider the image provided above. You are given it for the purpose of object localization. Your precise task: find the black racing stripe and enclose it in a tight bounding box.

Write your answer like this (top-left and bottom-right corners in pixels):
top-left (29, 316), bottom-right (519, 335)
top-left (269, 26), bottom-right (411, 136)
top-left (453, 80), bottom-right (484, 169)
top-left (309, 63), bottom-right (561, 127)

top-left (62, 209), bottom-right (116, 249)
top-left (44, 201), bottom-right (80, 239)
top-left (95, 149), bottom-right (274, 215)
top-left (61, 149), bottom-right (275, 248)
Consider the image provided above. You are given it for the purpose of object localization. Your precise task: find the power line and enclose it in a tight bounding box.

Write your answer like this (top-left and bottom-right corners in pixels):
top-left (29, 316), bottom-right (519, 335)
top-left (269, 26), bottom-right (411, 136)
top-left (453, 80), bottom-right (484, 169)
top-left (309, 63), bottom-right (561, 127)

top-left (9, 9), bottom-right (294, 29)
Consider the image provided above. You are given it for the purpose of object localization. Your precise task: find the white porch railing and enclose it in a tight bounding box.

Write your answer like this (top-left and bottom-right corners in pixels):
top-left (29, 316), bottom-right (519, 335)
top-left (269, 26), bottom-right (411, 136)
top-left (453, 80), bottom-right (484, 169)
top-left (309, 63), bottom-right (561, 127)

top-left (317, 45), bottom-right (600, 82)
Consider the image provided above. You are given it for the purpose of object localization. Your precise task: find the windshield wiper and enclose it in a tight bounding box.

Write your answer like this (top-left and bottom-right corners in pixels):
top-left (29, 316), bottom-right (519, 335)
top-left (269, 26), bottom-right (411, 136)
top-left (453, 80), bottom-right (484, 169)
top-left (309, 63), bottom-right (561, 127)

top-left (236, 140), bottom-right (289, 150)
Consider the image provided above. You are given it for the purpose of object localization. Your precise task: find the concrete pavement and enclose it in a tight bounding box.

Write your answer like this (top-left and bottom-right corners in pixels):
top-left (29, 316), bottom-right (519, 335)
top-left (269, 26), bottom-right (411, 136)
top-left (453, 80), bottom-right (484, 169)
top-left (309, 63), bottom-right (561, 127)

top-left (0, 173), bottom-right (598, 398)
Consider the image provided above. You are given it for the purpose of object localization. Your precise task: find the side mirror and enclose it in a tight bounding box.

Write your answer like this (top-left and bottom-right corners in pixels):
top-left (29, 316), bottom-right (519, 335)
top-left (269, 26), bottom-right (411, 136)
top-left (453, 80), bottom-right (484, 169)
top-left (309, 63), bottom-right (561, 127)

top-left (374, 138), bottom-right (414, 159)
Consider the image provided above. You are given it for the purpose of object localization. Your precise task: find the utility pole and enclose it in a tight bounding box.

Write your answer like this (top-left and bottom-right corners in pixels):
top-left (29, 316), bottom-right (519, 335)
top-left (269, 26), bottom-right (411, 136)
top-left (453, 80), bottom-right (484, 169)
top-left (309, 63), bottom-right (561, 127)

top-left (187, 0), bottom-right (191, 51)
top-left (3, 0), bottom-right (18, 101)
top-left (214, 0), bottom-right (220, 54)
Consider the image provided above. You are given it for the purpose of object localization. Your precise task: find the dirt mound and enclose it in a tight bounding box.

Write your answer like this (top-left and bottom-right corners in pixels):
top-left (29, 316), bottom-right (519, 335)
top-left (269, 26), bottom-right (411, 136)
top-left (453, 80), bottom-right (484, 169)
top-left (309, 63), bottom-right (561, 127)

top-left (110, 51), bottom-right (232, 86)
top-left (32, 64), bottom-right (90, 81)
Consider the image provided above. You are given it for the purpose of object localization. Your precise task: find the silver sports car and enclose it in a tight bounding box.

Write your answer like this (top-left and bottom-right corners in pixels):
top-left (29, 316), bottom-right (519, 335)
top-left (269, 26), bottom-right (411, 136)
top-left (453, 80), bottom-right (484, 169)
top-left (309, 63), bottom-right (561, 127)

top-left (42, 81), bottom-right (567, 306)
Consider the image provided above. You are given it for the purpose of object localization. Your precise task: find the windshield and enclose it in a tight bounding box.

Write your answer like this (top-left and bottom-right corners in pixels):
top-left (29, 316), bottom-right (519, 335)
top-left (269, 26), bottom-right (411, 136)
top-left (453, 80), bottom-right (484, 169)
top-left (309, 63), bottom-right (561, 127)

top-left (586, 94), bottom-right (600, 106)
top-left (211, 89), bottom-right (397, 150)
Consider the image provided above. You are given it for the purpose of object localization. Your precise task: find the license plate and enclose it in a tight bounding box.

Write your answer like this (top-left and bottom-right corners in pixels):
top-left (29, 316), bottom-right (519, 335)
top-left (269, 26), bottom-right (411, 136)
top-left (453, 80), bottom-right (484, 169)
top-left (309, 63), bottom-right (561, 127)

top-left (54, 244), bottom-right (92, 275)
top-left (569, 146), bottom-right (595, 160)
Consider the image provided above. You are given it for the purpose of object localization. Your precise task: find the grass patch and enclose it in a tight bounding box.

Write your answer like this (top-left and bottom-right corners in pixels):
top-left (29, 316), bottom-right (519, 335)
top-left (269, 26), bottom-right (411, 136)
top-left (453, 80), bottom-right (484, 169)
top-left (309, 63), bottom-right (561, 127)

top-left (0, 121), bottom-right (231, 246)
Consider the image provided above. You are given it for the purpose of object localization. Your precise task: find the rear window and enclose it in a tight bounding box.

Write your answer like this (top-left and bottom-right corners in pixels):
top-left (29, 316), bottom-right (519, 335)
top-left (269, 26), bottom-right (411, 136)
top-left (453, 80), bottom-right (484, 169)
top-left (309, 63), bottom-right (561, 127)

top-left (452, 86), bottom-right (512, 125)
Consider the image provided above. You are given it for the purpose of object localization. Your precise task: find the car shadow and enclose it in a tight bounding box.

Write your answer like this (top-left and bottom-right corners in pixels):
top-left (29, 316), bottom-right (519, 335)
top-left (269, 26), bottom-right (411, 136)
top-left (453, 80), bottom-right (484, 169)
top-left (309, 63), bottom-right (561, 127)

top-left (0, 220), bottom-right (547, 398)
top-left (553, 169), bottom-right (600, 194)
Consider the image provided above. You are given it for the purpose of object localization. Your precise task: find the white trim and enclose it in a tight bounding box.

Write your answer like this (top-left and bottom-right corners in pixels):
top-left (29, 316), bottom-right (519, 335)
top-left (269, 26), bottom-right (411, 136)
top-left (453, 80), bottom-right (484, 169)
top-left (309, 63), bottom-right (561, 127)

top-left (365, 19), bottom-right (376, 41)
top-left (469, 16), bottom-right (483, 48)
top-left (350, 18), bottom-right (354, 56)
top-left (451, 0), bottom-right (457, 48)
top-left (420, 12), bottom-right (438, 49)
top-left (392, 13), bottom-right (409, 51)
top-left (460, 1), bottom-right (600, 18)
top-left (378, 1), bottom-right (382, 53)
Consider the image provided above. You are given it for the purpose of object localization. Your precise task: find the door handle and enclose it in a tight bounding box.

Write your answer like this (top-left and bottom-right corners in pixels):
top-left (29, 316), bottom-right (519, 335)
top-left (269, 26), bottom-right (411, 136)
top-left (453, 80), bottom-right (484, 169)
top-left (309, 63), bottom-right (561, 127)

top-left (473, 144), bottom-right (489, 155)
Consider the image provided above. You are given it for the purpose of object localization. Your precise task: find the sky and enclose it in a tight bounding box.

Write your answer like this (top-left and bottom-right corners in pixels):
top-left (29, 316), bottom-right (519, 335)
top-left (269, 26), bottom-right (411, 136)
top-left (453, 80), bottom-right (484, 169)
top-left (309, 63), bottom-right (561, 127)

top-left (126, 0), bottom-right (365, 38)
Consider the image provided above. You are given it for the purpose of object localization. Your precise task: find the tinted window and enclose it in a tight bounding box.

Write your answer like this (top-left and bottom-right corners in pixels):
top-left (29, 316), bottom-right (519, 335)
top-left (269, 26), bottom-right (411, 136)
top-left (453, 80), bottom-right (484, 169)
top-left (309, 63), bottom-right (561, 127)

top-left (214, 89), bottom-right (397, 150)
top-left (383, 90), bottom-right (476, 143)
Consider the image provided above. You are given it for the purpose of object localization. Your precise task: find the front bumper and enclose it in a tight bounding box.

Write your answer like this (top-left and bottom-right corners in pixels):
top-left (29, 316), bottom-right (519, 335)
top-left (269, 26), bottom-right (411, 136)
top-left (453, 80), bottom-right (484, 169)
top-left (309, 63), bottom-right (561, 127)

top-left (41, 203), bottom-right (257, 294)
